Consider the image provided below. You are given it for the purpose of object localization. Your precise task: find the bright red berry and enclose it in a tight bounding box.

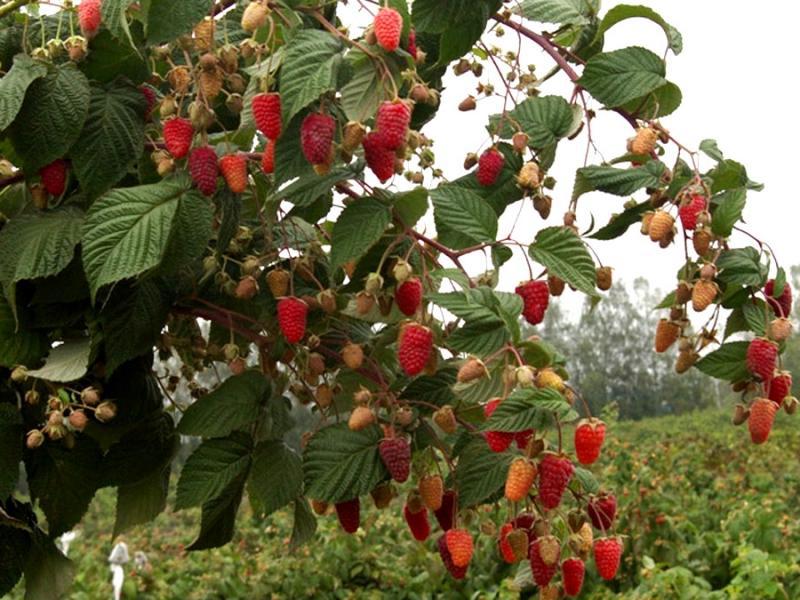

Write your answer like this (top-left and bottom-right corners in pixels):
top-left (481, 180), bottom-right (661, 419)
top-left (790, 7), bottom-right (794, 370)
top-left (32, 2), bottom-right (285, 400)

top-left (574, 418), bottom-right (606, 465)
top-left (515, 428), bottom-right (534, 450)
top-left (277, 296), bottom-right (308, 344)
top-left (515, 280), bottom-right (549, 325)
top-left (252, 92), bottom-right (282, 140)
top-left (437, 534), bottom-right (467, 579)
top-left (362, 131), bottom-right (395, 183)
top-left (300, 112), bottom-right (335, 166)
top-left (379, 437), bottom-right (410, 483)
top-left (403, 503), bottom-right (430, 541)
top-left (163, 117), bottom-right (194, 159)
top-left (538, 453), bottom-right (574, 510)
top-left (406, 28), bottom-right (418, 60)
top-left (78, 0), bottom-right (102, 37)
top-left (335, 498), bottom-right (360, 533)
top-left (562, 557), bottom-right (586, 597)
top-left (765, 279), bottom-right (792, 318)
top-left (39, 160), bottom-right (67, 196)
top-left (746, 337), bottom-right (778, 382)
top-left (678, 194), bottom-right (706, 231)
top-left (188, 146), bottom-right (218, 196)
top-left (395, 277), bottom-right (422, 316)
top-left (476, 147), bottom-right (504, 186)
top-left (587, 492), bottom-right (617, 531)
top-left (445, 529), bottom-right (473, 568)
top-left (218, 153), bottom-right (248, 194)
top-left (376, 100), bottom-right (410, 150)
top-left (397, 323), bottom-right (432, 376)
top-left (433, 490), bottom-right (457, 531)
top-left (749, 397), bottom-right (778, 444)
top-left (484, 398), bottom-right (513, 453)
top-left (769, 371), bottom-right (792, 405)
top-left (374, 8), bottom-right (402, 52)
top-left (593, 537), bottom-right (622, 580)
top-left (529, 538), bottom-right (558, 587)
top-left (261, 140), bottom-right (275, 174)
top-left (498, 523), bottom-right (516, 563)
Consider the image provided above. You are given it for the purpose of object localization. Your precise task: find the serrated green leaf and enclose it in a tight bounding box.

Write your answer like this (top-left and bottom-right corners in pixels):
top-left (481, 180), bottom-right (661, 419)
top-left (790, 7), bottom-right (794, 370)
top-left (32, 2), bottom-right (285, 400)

top-left (448, 321), bottom-right (510, 356)
top-left (0, 54), bottom-right (48, 130)
top-left (22, 529), bottom-right (76, 600)
top-left (741, 299), bottom-right (768, 337)
top-left (277, 160), bottom-right (364, 208)
top-left (330, 197), bottom-right (391, 269)
top-left (175, 434), bottom-right (252, 510)
top-left (593, 5), bottom-right (682, 54)
top-left (400, 368), bottom-right (458, 407)
top-left (492, 95), bottom-right (583, 148)
top-left (113, 466), bottom-right (170, 537)
top-left (431, 186), bottom-right (498, 250)
top-left (454, 437), bottom-right (513, 507)
top-left (699, 139), bottom-right (724, 162)
top-left (573, 466), bottom-right (599, 494)
top-left (0, 404), bottom-right (23, 499)
top-left (81, 29), bottom-right (150, 85)
top-left (340, 48), bottom-right (398, 122)
top-left (437, 3), bottom-right (496, 64)
top-left (412, 0), bottom-right (487, 33)
top-left (694, 341), bottom-right (750, 382)
top-left (394, 187), bottom-right (429, 227)
top-left (529, 226), bottom-right (597, 296)
top-left (711, 188), bottom-right (746, 238)
top-left (579, 46), bottom-right (666, 107)
top-left (248, 440), bottom-right (303, 516)
top-left (484, 387), bottom-right (576, 432)
top-left (289, 498), bottom-right (317, 551)
top-left (573, 160), bottom-right (666, 201)
top-left (146, 0), bottom-right (213, 44)
top-left (716, 247), bottom-right (768, 288)
top-left (515, 0), bottom-right (591, 25)
top-left (590, 200), bottom-right (649, 240)
top-left (26, 338), bottom-right (90, 383)
top-left (620, 81), bottom-right (682, 119)
top-left (101, 412), bottom-right (176, 487)
top-left (101, 0), bottom-right (138, 50)
top-left (0, 292), bottom-right (47, 368)
top-left (186, 469), bottom-right (246, 551)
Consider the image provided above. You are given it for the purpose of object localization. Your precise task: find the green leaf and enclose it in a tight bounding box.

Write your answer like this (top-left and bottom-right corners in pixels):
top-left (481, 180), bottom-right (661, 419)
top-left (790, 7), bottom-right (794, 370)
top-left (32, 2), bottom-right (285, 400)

top-left (594, 5), bottom-right (682, 54)
top-left (529, 226), bottom-right (597, 296)
top-left (22, 530), bottom-right (76, 600)
top-left (279, 30), bottom-right (343, 125)
top-left (699, 139), bottom-right (724, 162)
top-left (81, 174), bottom-right (205, 301)
top-left (438, 3), bottom-right (495, 64)
top-left (0, 292), bottom-right (47, 368)
top-left (101, 412), bottom-right (176, 487)
top-left (491, 95), bottom-right (582, 148)
top-left (394, 187), bottom-right (429, 227)
top-left (340, 49), bottom-right (397, 122)
top-left (448, 321), bottom-right (510, 355)
top-left (428, 289), bottom-right (506, 324)
top-left (590, 200), bottom-right (650, 240)
top-left (573, 160), bottom-right (666, 201)
top-left (81, 29), bottom-right (149, 84)
top-left (711, 188), bottom-right (746, 238)
top-left (178, 372), bottom-right (268, 438)
top-left (146, 0), bottom-right (213, 44)
top-left (289, 498), bottom-right (317, 551)
top-left (0, 404), bottom-right (23, 499)
top-left (716, 247), bottom-right (768, 288)
top-left (330, 197), bottom-right (391, 269)
top-left (25, 338), bottom-right (90, 383)
top-left (742, 300), bottom-right (768, 337)
top-left (0, 54), bottom-right (48, 130)
top-left (248, 440), bottom-right (303, 516)
top-left (579, 46), bottom-right (667, 107)
top-left (708, 159), bottom-right (762, 193)
top-left (69, 82), bottom-right (145, 197)
top-left (113, 466), bottom-right (170, 537)
top-left (413, 0), bottom-right (481, 33)
top-left (695, 341), bottom-right (750, 382)
top-left (186, 470), bottom-right (246, 551)
top-left (0, 207), bottom-right (84, 285)
top-left (10, 63), bottom-right (90, 172)
top-left (277, 160), bottom-right (364, 208)
top-left (431, 185), bottom-right (498, 250)
top-left (515, 0), bottom-right (591, 25)
top-left (483, 387), bottom-right (577, 431)
top-left (175, 434), bottom-right (252, 510)
top-left (157, 187), bottom-right (214, 274)
top-left (620, 81), bottom-right (682, 119)
top-left (400, 369), bottom-right (458, 407)
top-left (303, 423), bottom-right (388, 503)
top-left (454, 437), bottom-right (513, 507)
top-left (101, 0), bottom-right (138, 50)
top-left (573, 466), bottom-right (599, 494)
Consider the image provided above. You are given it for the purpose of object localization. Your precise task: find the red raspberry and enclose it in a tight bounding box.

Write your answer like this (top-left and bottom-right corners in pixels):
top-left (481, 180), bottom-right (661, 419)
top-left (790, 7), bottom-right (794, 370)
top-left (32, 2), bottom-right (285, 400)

top-left (277, 296), bottom-right (308, 344)
top-left (403, 503), bottom-right (430, 541)
top-left (397, 323), bottom-right (432, 376)
top-left (433, 490), bottom-right (457, 531)
top-left (163, 117), bottom-right (194, 159)
top-left (529, 538), bottom-right (558, 586)
top-left (261, 140), bottom-right (275, 174)
top-left (445, 528), bottom-right (473, 568)
top-left (334, 498), bottom-right (360, 533)
top-left (513, 513), bottom-right (536, 531)
top-left (515, 428), bottom-right (534, 449)
top-left (769, 371), bottom-right (792, 405)
top-left (483, 398), bottom-right (513, 453)
top-left (406, 28), bottom-right (418, 60)
top-left (252, 92), bottom-right (282, 140)
top-left (39, 160), bottom-right (67, 196)
top-left (678, 194), bottom-right (706, 231)
top-left (515, 280), bottom-right (549, 325)
top-left (140, 85), bottom-right (156, 119)
top-left (437, 534), bottom-right (467, 579)
top-left (374, 7), bottom-right (402, 52)
top-left (300, 112), bottom-right (335, 165)
top-left (362, 131), bottom-right (395, 183)
top-left (378, 437), bottom-right (410, 483)
top-left (765, 279), bottom-right (792, 318)
top-left (746, 337), bottom-right (778, 382)
top-left (78, 0), bottom-right (102, 38)
top-left (574, 418), bottom-right (606, 465)
top-left (395, 277), bottom-right (422, 316)
top-left (376, 100), bottom-right (411, 150)
top-left (593, 537), bottom-right (622, 580)
top-left (562, 557), bottom-right (586, 596)
top-left (749, 397), bottom-right (778, 444)
top-left (188, 146), bottom-right (218, 196)
top-left (218, 153), bottom-right (248, 194)
top-left (476, 147), bottom-right (504, 186)
top-left (587, 492), bottom-right (617, 531)
top-left (538, 453), bottom-right (574, 510)
top-left (498, 523), bottom-right (516, 563)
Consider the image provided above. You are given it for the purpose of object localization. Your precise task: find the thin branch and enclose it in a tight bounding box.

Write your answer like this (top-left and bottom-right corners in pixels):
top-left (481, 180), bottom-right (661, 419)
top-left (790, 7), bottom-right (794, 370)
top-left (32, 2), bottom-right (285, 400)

top-left (0, 0), bottom-right (31, 19)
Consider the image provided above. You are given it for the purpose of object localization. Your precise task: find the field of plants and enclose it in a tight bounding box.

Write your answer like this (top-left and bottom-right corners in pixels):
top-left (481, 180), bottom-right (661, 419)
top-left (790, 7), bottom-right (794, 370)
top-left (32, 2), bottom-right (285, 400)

top-left (8, 408), bottom-right (799, 599)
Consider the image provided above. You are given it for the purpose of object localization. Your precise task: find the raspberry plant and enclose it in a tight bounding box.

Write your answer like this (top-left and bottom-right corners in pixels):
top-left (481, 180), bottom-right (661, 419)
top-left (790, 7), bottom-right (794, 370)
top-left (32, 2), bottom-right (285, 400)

top-left (0, 0), bottom-right (794, 597)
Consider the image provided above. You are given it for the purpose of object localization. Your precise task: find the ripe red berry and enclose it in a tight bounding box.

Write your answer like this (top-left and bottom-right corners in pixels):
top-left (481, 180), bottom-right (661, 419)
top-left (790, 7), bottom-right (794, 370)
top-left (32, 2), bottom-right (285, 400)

top-left (379, 437), bottom-right (410, 483)
top-left (749, 397), bottom-right (778, 444)
top-left (433, 490), bottom-right (457, 531)
top-left (538, 453), bottom-right (574, 510)
top-left (374, 8), bottom-right (402, 52)
top-left (529, 538), bottom-right (558, 587)
top-left (188, 146), bottom-right (218, 196)
top-left (498, 523), bottom-right (516, 563)
top-left (78, 0), bottom-right (102, 37)
top-left (445, 528), bottom-right (473, 568)
top-left (403, 503), bottom-right (430, 541)
top-left (484, 398), bottom-right (514, 453)
top-left (362, 131), bottom-right (395, 183)
top-left (261, 140), bottom-right (275, 174)
top-left (300, 112), bottom-right (335, 165)
top-left (574, 418), bottom-right (606, 465)
top-left (277, 296), bottom-right (308, 344)
top-left (397, 323), bottom-right (432, 376)
top-left (678, 194), bottom-right (706, 231)
top-left (515, 280), bottom-right (549, 325)
top-left (765, 279), bottom-right (792, 318)
top-left (39, 160), bottom-right (67, 196)
top-left (562, 557), bottom-right (586, 596)
top-left (163, 117), bottom-right (194, 159)
top-left (252, 92), bottom-right (282, 140)
top-left (593, 537), bottom-right (622, 580)
top-left (335, 498), bottom-right (360, 533)
top-left (395, 277), bottom-right (422, 316)
top-left (476, 147), bottom-right (504, 186)
top-left (406, 28), bottom-right (418, 60)
top-left (587, 492), bottom-right (617, 531)
top-left (218, 153), bottom-right (248, 194)
top-left (437, 534), bottom-right (467, 579)
top-left (376, 100), bottom-right (411, 150)
top-left (746, 337), bottom-right (778, 382)
top-left (769, 371), bottom-right (792, 405)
